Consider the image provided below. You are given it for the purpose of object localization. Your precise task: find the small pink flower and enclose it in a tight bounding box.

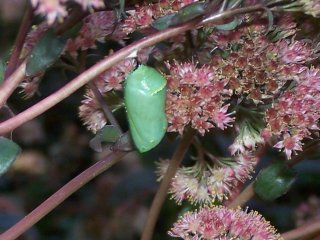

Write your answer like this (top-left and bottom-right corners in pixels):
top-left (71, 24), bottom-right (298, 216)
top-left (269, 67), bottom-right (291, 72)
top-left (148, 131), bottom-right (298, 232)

top-left (33, 0), bottom-right (68, 24)
top-left (19, 73), bottom-right (43, 99)
top-left (78, 90), bottom-right (106, 133)
top-left (229, 121), bottom-right (265, 155)
top-left (278, 40), bottom-right (313, 64)
top-left (274, 133), bottom-right (303, 159)
top-left (211, 105), bottom-right (235, 130)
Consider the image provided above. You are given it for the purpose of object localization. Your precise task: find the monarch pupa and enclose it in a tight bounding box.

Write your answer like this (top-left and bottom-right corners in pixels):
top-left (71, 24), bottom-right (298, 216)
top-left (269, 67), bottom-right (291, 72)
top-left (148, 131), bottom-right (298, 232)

top-left (124, 65), bottom-right (167, 152)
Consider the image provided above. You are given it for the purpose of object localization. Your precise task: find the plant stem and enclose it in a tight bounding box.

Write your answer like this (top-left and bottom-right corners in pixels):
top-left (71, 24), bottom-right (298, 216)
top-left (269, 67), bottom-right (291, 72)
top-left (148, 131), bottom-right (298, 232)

top-left (282, 219), bottom-right (320, 240)
top-left (4, 3), bottom-right (33, 80)
top-left (0, 4), bottom-right (264, 135)
top-left (0, 151), bottom-right (127, 240)
top-left (0, 7), bottom-right (87, 110)
top-left (141, 128), bottom-right (195, 240)
top-left (89, 82), bottom-right (123, 133)
top-left (0, 61), bottom-right (26, 109)
top-left (227, 181), bottom-right (255, 209)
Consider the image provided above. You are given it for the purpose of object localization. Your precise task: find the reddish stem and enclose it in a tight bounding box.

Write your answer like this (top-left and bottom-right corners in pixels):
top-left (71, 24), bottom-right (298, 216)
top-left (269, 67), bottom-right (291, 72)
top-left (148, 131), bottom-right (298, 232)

top-left (0, 151), bottom-right (127, 240)
top-left (227, 182), bottom-right (255, 209)
top-left (282, 219), bottom-right (320, 240)
top-left (4, 3), bottom-right (33, 80)
top-left (0, 62), bottom-right (26, 109)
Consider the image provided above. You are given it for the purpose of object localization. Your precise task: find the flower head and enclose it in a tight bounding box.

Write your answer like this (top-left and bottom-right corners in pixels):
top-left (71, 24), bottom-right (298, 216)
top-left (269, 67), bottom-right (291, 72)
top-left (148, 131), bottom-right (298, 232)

top-left (298, 0), bottom-right (320, 17)
top-left (156, 152), bottom-right (257, 205)
top-left (31, 0), bottom-right (67, 24)
top-left (229, 120), bottom-right (265, 155)
top-left (169, 206), bottom-right (283, 240)
top-left (264, 66), bottom-right (320, 159)
top-left (165, 60), bottom-right (234, 135)
top-left (31, 0), bottom-right (105, 24)
top-left (274, 133), bottom-right (303, 159)
top-left (78, 90), bottom-right (106, 133)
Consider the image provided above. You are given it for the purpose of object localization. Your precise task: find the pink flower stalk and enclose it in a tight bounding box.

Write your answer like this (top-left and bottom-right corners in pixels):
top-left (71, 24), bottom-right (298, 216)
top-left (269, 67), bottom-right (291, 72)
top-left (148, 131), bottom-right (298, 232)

top-left (156, 153), bottom-right (257, 205)
top-left (169, 206), bottom-right (283, 240)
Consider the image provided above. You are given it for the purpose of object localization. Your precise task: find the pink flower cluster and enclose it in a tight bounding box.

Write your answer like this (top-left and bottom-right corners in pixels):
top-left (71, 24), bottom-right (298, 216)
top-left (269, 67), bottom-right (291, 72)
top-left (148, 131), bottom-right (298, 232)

top-left (30, 0), bottom-right (105, 24)
top-left (169, 206), bottom-right (283, 239)
top-left (157, 153), bottom-right (257, 205)
top-left (165, 60), bottom-right (234, 135)
top-left (65, 11), bottom-right (127, 56)
top-left (207, 20), bottom-right (312, 105)
top-left (265, 67), bottom-right (320, 159)
top-left (203, 15), bottom-right (318, 159)
top-left (122, 0), bottom-right (199, 34)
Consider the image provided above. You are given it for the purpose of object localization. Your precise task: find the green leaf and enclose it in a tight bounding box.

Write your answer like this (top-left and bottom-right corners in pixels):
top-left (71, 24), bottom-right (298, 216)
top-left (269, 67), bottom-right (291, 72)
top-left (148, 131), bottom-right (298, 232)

top-left (254, 161), bottom-right (296, 201)
top-left (119, 0), bottom-right (125, 17)
top-left (61, 22), bottom-right (82, 40)
top-left (152, 13), bottom-right (176, 30)
top-left (170, 2), bottom-right (207, 26)
top-left (0, 137), bottom-right (21, 175)
top-left (0, 59), bottom-right (4, 84)
top-left (266, 8), bottom-right (274, 33)
top-left (26, 28), bottom-right (66, 76)
top-left (215, 18), bottom-right (240, 31)
top-left (89, 125), bottom-right (122, 152)
top-left (98, 125), bottom-right (122, 142)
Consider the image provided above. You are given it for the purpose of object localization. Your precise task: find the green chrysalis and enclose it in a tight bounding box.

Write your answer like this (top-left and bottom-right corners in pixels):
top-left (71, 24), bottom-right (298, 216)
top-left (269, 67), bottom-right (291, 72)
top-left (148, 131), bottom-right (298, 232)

top-left (124, 65), bottom-right (167, 152)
